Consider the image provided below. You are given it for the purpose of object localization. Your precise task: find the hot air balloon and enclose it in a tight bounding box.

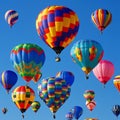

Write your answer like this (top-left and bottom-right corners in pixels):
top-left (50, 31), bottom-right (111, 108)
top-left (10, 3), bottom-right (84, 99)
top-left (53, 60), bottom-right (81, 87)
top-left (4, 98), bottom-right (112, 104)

top-left (113, 75), bottom-right (120, 92)
top-left (83, 90), bottom-right (95, 102)
top-left (10, 43), bottom-right (45, 84)
top-left (70, 40), bottom-right (104, 79)
top-left (86, 100), bottom-right (96, 111)
top-left (38, 77), bottom-right (71, 119)
top-left (2, 107), bottom-right (8, 114)
top-left (71, 106), bottom-right (83, 120)
top-left (93, 60), bottom-right (114, 86)
top-left (5, 10), bottom-right (19, 27)
top-left (91, 9), bottom-right (112, 33)
top-left (112, 105), bottom-right (120, 118)
top-left (56, 71), bottom-right (74, 86)
top-left (11, 85), bottom-right (35, 118)
top-left (85, 118), bottom-right (98, 120)
top-left (32, 70), bottom-right (42, 83)
top-left (65, 111), bottom-right (73, 120)
top-left (36, 5), bottom-right (80, 62)
top-left (0, 70), bottom-right (18, 93)
top-left (31, 101), bottom-right (41, 113)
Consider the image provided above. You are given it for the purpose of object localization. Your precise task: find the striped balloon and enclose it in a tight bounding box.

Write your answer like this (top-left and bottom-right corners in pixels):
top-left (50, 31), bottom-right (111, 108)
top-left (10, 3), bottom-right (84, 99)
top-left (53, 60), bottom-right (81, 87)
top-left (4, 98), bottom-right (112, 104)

top-left (36, 5), bottom-right (80, 61)
top-left (113, 75), bottom-right (120, 92)
top-left (91, 9), bottom-right (112, 32)
top-left (11, 86), bottom-right (35, 117)
top-left (5, 10), bottom-right (18, 27)
top-left (38, 77), bottom-right (71, 118)
top-left (10, 43), bottom-right (45, 83)
top-left (83, 90), bottom-right (95, 102)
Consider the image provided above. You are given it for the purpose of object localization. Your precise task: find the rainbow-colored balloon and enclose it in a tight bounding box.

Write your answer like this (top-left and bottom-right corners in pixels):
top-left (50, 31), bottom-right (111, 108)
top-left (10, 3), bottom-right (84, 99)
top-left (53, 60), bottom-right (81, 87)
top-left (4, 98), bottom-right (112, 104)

top-left (10, 43), bottom-right (45, 83)
top-left (38, 77), bottom-right (71, 118)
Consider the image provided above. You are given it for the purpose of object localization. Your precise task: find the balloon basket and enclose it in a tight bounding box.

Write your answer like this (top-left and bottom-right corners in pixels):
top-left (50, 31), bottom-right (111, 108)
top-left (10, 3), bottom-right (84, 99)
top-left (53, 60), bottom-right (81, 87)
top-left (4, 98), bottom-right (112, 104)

top-left (55, 57), bottom-right (61, 62)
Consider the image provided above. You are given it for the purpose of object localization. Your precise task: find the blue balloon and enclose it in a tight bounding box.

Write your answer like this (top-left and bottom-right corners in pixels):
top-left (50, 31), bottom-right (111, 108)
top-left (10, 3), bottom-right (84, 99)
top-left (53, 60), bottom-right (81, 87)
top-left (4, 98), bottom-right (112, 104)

top-left (71, 106), bottom-right (83, 120)
top-left (56, 71), bottom-right (74, 86)
top-left (0, 70), bottom-right (18, 93)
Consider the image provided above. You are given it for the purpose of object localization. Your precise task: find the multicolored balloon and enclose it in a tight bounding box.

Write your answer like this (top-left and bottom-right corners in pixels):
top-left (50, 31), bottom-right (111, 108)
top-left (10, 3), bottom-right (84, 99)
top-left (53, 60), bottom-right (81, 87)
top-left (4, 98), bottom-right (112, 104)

top-left (0, 70), bottom-right (18, 93)
top-left (10, 43), bottom-right (45, 83)
top-left (71, 106), bottom-right (83, 120)
top-left (5, 10), bottom-right (19, 27)
top-left (38, 77), bottom-right (71, 118)
top-left (112, 105), bottom-right (120, 118)
top-left (36, 5), bottom-right (80, 62)
top-left (56, 71), bottom-right (74, 86)
top-left (93, 60), bottom-right (114, 85)
top-left (70, 40), bottom-right (104, 79)
top-left (91, 9), bottom-right (112, 32)
top-left (113, 75), bottom-right (120, 92)
top-left (11, 85), bottom-right (35, 118)
top-left (83, 90), bottom-right (95, 102)
top-left (86, 100), bottom-right (96, 111)
top-left (32, 70), bottom-right (42, 83)
top-left (65, 111), bottom-right (73, 120)
top-left (31, 101), bottom-right (41, 113)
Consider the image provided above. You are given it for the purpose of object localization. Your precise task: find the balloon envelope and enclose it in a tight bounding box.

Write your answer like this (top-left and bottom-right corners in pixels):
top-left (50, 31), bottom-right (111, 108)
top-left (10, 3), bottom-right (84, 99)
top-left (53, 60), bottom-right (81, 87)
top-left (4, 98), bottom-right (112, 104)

top-left (83, 90), bottom-right (95, 101)
top-left (11, 86), bottom-right (35, 115)
top-left (65, 111), bottom-right (73, 120)
top-left (56, 71), bottom-right (74, 86)
top-left (32, 70), bottom-right (42, 83)
top-left (5, 10), bottom-right (18, 27)
top-left (70, 40), bottom-right (104, 78)
top-left (36, 5), bottom-right (80, 61)
top-left (31, 101), bottom-right (41, 113)
top-left (113, 75), bottom-right (120, 92)
top-left (112, 105), bottom-right (120, 117)
top-left (71, 106), bottom-right (83, 120)
top-left (93, 60), bottom-right (114, 85)
top-left (38, 77), bottom-right (71, 118)
top-left (86, 100), bottom-right (96, 111)
top-left (10, 43), bottom-right (45, 83)
top-left (0, 70), bottom-right (18, 93)
top-left (2, 107), bottom-right (8, 114)
top-left (91, 9), bottom-right (112, 32)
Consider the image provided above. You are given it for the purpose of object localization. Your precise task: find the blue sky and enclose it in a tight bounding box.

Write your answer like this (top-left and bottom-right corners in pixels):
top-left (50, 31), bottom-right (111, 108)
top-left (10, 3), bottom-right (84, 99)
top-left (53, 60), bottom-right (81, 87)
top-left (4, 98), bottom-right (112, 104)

top-left (0, 1), bottom-right (120, 120)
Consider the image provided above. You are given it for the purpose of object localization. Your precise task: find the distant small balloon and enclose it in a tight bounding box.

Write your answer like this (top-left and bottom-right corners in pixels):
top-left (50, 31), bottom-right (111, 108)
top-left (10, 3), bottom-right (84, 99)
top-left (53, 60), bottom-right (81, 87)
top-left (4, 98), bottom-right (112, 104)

top-left (86, 100), bottom-right (96, 111)
top-left (2, 107), bottom-right (8, 114)
top-left (5, 10), bottom-right (19, 27)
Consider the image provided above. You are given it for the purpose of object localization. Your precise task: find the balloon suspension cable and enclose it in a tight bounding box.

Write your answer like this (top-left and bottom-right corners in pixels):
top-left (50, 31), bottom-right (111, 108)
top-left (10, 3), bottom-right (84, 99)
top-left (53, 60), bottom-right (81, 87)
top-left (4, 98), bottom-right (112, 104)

top-left (53, 113), bottom-right (56, 119)
top-left (55, 54), bottom-right (61, 62)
